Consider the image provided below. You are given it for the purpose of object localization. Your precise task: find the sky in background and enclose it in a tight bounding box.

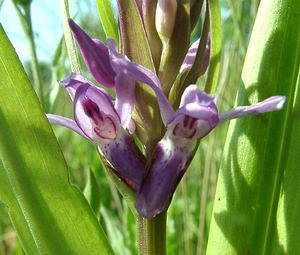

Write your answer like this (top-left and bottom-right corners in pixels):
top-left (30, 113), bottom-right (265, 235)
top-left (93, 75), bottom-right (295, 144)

top-left (0, 0), bottom-right (98, 62)
top-left (0, 0), bottom-right (228, 64)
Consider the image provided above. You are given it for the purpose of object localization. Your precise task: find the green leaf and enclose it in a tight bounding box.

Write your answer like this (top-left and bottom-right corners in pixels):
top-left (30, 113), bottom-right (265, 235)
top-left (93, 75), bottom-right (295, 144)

top-left (274, 72), bottom-right (300, 254)
top-left (207, 0), bottom-right (300, 254)
top-left (84, 169), bottom-right (101, 215)
top-left (95, 0), bottom-right (119, 43)
top-left (204, 0), bottom-right (221, 94)
top-left (0, 25), bottom-right (114, 255)
top-left (190, 0), bottom-right (204, 32)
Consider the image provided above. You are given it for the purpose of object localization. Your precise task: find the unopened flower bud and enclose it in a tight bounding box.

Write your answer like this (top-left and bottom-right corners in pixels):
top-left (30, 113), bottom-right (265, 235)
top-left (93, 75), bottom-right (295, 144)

top-left (155, 0), bottom-right (177, 42)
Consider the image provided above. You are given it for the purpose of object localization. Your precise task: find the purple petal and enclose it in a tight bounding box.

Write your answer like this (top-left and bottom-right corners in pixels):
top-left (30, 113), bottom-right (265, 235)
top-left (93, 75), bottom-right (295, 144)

top-left (106, 39), bottom-right (157, 130)
top-left (69, 19), bottom-right (116, 88)
top-left (180, 39), bottom-right (199, 72)
top-left (74, 84), bottom-right (121, 144)
top-left (46, 114), bottom-right (90, 139)
top-left (114, 73), bottom-right (136, 131)
top-left (107, 39), bottom-right (175, 125)
top-left (60, 73), bottom-right (89, 100)
top-left (180, 34), bottom-right (210, 75)
top-left (179, 84), bottom-right (216, 108)
top-left (99, 129), bottom-right (145, 191)
top-left (167, 85), bottom-right (219, 140)
top-left (136, 138), bottom-right (195, 218)
top-left (219, 96), bottom-right (286, 122)
top-left (60, 73), bottom-right (113, 101)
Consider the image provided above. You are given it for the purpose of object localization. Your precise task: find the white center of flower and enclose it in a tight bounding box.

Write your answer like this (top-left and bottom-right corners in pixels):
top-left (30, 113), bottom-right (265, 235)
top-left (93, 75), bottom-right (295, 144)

top-left (82, 98), bottom-right (117, 141)
top-left (173, 116), bottom-right (197, 139)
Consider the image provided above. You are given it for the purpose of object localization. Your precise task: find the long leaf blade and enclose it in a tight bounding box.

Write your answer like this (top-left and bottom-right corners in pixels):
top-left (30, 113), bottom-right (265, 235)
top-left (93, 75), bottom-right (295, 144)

top-left (0, 24), bottom-right (114, 255)
top-left (96, 0), bottom-right (118, 43)
top-left (204, 0), bottom-right (221, 94)
top-left (206, 0), bottom-right (300, 254)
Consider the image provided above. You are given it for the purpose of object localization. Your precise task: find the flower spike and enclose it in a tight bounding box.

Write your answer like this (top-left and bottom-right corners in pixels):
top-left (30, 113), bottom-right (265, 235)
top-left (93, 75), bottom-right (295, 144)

top-left (47, 21), bottom-right (286, 219)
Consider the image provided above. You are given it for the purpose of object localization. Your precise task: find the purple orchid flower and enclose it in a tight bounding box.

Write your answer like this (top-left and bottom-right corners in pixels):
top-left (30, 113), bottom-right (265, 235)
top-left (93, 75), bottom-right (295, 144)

top-left (134, 85), bottom-right (285, 218)
top-left (47, 20), bottom-right (286, 219)
top-left (47, 20), bottom-right (147, 191)
top-left (47, 74), bottom-right (145, 191)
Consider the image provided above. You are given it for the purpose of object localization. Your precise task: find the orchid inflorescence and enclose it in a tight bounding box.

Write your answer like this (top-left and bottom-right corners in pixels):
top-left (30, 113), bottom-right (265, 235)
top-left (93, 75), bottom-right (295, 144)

top-left (47, 11), bottom-right (285, 218)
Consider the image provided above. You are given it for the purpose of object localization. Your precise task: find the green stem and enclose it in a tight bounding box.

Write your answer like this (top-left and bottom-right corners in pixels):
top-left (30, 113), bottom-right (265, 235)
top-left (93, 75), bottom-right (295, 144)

top-left (26, 15), bottom-right (44, 107)
top-left (14, 4), bottom-right (44, 107)
top-left (137, 212), bottom-right (167, 255)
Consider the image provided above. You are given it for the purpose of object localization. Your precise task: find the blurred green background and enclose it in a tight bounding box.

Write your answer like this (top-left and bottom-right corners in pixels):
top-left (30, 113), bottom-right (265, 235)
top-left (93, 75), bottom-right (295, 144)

top-left (0, 0), bottom-right (260, 254)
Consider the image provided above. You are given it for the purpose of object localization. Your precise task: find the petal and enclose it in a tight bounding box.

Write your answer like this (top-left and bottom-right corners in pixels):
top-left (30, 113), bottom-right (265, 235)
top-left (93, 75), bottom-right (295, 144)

top-left (60, 73), bottom-right (89, 100)
top-left (136, 137), bottom-right (196, 218)
top-left (114, 72), bottom-right (136, 131)
top-left (180, 33), bottom-right (210, 75)
top-left (69, 19), bottom-right (116, 88)
top-left (46, 114), bottom-right (90, 139)
top-left (99, 129), bottom-right (146, 191)
top-left (180, 39), bottom-right (199, 72)
top-left (107, 39), bottom-right (175, 125)
top-left (179, 84), bottom-right (215, 108)
top-left (167, 85), bottom-right (219, 140)
top-left (74, 84), bottom-right (120, 144)
top-left (219, 96), bottom-right (286, 122)
top-left (60, 73), bottom-right (113, 101)
top-left (175, 103), bottom-right (219, 126)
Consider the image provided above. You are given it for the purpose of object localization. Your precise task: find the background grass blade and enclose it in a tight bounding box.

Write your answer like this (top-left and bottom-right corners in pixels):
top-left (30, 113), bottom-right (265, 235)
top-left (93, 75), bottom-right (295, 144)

top-left (206, 0), bottom-right (300, 254)
top-left (204, 0), bottom-right (221, 94)
top-left (95, 0), bottom-right (118, 43)
top-left (61, 0), bottom-right (81, 73)
top-left (0, 24), bottom-right (114, 255)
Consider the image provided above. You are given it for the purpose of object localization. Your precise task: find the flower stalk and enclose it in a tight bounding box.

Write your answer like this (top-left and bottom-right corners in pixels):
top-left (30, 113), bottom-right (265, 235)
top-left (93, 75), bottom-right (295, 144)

top-left (137, 212), bottom-right (167, 255)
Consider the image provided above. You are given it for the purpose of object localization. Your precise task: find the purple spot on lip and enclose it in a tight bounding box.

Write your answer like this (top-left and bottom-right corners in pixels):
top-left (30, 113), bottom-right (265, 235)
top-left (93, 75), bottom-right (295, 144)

top-left (82, 98), bottom-right (103, 124)
top-left (173, 116), bottom-right (197, 139)
top-left (93, 117), bottom-right (117, 140)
